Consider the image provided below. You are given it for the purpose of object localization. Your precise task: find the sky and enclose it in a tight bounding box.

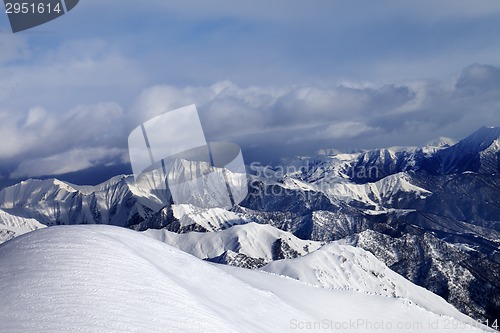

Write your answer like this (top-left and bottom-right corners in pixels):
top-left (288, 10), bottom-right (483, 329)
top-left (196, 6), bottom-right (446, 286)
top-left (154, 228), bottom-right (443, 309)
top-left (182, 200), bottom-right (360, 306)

top-left (0, 0), bottom-right (499, 186)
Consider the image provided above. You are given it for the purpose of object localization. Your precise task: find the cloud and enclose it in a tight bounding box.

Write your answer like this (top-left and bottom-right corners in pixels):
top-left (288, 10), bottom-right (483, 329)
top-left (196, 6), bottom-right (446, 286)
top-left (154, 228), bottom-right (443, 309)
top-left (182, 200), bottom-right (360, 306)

top-left (0, 102), bottom-right (125, 161)
top-left (10, 147), bottom-right (128, 179)
top-left (455, 63), bottom-right (500, 94)
top-left (133, 64), bottom-right (500, 155)
top-left (287, 122), bottom-right (377, 144)
top-left (1, 42), bottom-right (145, 114)
top-left (0, 34), bottom-right (30, 65)
top-left (1, 1), bottom-right (499, 185)
top-left (14, 0), bottom-right (495, 88)
top-left (0, 63), bottom-right (499, 179)
top-left (1, 9), bottom-right (500, 179)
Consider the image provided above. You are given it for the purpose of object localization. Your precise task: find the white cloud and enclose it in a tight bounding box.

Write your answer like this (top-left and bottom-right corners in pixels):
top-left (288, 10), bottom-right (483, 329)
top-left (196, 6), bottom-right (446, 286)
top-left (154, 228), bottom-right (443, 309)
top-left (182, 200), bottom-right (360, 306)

top-left (0, 102), bottom-right (125, 160)
top-left (0, 34), bottom-right (30, 65)
top-left (0, 1), bottom-right (498, 181)
top-left (288, 122), bottom-right (376, 144)
top-left (131, 64), bottom-right (500, 153)
top-left (23, 106), bottom-right (48, 127)
top-left (132, 80), bottom-right (415, 140)
top-left (10, 147), bottom-right (128, 179)
top-left (0, 37), bottom-right (146, 115)
top-left (1, 64), bottom-right (499, 179)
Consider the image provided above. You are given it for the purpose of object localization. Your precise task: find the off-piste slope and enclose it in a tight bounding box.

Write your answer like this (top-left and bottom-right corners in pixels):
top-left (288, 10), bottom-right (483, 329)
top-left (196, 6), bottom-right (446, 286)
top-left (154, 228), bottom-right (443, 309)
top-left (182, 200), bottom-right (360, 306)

top-left (0, 225), bottom-right (492, 333)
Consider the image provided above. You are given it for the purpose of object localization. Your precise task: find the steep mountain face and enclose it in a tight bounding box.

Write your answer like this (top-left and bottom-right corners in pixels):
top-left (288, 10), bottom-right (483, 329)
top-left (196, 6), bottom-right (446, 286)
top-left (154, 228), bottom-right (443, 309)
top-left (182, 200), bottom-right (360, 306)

top-left (346, 126), bottom-right (500, 182)
top-left (0, 176), bottom-right (162, 228)
top-left (0, 171), bottom-right (202, 233)
top-left (423, 126), bottom-right (500, 175)
top-left (0, 168), bottom-right (247, 233)
top-left (0, 126), bottom-right (499, 327)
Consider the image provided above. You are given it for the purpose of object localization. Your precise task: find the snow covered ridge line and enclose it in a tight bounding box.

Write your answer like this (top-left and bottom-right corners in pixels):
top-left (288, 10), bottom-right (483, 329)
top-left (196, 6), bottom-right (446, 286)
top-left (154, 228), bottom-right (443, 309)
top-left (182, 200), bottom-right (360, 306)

top-left (249, 160), bottom-right (380, 182)
top-left (143, 222), bottom-right (323, 268)
top-left (258, 242), bottom-right (497, 328)
top-left (248, 159), bottom-right (431, 208)
top-left (0, 225), bottom-right (493, 333)
top-left (247, 159), bottom-right (382, 200)
top-left (151, 220), bottom-right (493, 325)
top-left (250, 126), bottom-right (500, 183)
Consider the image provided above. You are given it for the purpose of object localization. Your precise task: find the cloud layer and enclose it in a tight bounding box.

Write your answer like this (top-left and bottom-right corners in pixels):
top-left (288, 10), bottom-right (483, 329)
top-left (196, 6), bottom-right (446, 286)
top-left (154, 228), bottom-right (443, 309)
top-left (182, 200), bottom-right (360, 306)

top-left (0, 1), bottom-right (499, 181)
top-left (1, 63), bottom-right (499, 180)
top-left (135, 65), bottom-right (500, 160)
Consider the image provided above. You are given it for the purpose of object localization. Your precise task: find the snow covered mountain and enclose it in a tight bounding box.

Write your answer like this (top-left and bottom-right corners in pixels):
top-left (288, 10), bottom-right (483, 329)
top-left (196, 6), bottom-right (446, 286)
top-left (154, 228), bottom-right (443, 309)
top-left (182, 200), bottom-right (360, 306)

top-left (0, 209), bottom-right (45, 244)
top-left (0, 225), bottom-right (492, 333)
top-left (0, 171), bottom-right (246, 233)
top-left (241, 127), bottom-right (500, 324)
top-left (0, 176), bottom-right (163, 228)
top-left (261, 242), bottom-right (477, 321)
top-left (144, 222), bottom-right (322, 268)
top-left (0, 126), bottom-right (498, 327)
top-left (336, 229), bottom-right (500, 324)
top-left (422, 126), bottom-right (500, 175)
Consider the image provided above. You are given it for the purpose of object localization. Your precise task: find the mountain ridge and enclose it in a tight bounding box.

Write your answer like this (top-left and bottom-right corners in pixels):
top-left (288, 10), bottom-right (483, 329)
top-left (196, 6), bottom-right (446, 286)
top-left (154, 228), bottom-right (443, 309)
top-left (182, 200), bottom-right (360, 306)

top-left (0, 126), bottom-right (499, 326)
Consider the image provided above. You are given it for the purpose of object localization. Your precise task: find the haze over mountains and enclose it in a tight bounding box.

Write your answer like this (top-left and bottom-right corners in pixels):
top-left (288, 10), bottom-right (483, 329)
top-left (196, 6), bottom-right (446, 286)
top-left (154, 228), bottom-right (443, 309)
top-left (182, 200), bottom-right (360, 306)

top-left (0, 126), bottom-right (499, 330)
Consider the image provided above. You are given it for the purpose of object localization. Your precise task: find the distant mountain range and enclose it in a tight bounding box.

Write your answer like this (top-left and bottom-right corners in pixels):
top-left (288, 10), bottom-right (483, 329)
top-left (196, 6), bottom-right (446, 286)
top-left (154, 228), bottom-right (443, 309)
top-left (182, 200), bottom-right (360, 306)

top-left (0, 126), bottom-right (499, 327)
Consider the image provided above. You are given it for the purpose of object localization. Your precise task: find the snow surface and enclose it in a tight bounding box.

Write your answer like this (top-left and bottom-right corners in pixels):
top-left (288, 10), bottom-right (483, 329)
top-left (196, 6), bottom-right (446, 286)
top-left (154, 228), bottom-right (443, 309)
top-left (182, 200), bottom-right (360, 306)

top-left (171, 204), bottom-right (251, 231)
top-left (0, 225), bottom-right (492, 333)
top-left (318, 172), bottom-right (432, 209)
top-left (0, 209), bottom-right (46, 244)
top-left (143, 222), bottom-right (321, 263)
top-left (261, 243), bottom-right (482, 326)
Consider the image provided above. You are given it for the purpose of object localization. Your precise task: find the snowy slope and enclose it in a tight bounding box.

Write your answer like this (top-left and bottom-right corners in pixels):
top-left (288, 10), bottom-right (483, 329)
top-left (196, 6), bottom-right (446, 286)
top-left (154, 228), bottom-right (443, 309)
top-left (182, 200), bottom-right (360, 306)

top-left (320, 172), bottom-right (432, 209)
top-left (221, 265), bottom-right (494, 333)
top-left (0, 209), bottom-right (45, 244)
top-left (479, 138), bottom-right (500, 173)
top-left (336, 229), bottom-right (500, 323)
top-left (171, 204), bottom-right (251, 231)
top-left (144, 222), bottom-right (322, 267)
top-left (0, 225), bottom-right (492, 333)
top-left (0, 126), bottom-right (498, 327)
top-left (261, 243), bottom-right (479, 324)
top-left (425, 137), bottom-right (456, 149)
